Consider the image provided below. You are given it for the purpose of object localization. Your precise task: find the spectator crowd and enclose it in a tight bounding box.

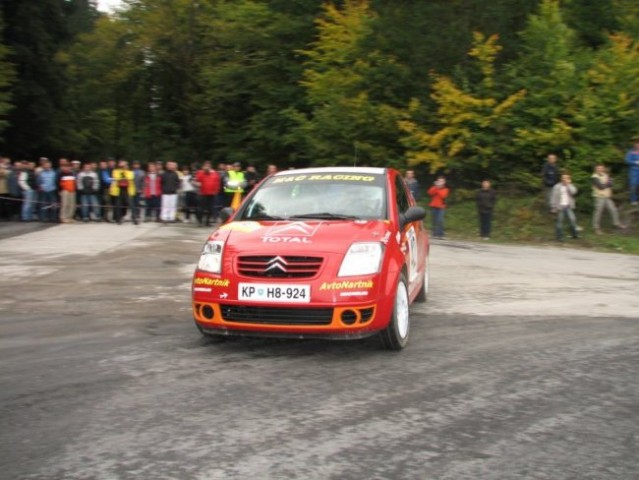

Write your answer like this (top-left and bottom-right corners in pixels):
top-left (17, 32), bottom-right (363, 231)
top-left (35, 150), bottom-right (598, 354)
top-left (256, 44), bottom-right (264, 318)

top-left (416, 140), bottom-right (639, 241)
top-left (0, 156), bottom-right (275, 226)
top-left (1, 146), bottom-right (637, 244)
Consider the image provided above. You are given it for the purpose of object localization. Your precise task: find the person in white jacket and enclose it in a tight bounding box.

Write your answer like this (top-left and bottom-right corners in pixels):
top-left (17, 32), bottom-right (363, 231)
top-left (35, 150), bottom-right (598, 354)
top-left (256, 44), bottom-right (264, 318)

top-left (550, 173), bottom-right (578, 241)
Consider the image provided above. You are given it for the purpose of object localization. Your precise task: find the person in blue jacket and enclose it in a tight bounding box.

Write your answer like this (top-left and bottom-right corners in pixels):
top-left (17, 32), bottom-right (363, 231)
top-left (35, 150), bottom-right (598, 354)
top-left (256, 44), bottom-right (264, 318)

top-left (625, 139), bottom-right (639, 206)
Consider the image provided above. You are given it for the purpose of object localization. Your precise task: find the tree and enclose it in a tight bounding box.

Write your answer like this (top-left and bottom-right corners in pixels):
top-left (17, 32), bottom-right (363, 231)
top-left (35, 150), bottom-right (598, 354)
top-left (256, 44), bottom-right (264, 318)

top-left (194, 0), bottom-right (319, 167)
top-left (398, 33), bottom-right (525, 182)
top-left (0, 12), bottom-right (15, 138)
top-left (573, 34), bottom-right (639, 171)
top-left (59, 0), bottom-right (213, 161)
top-left (0, 0), bottom-right (76, 158)
top-left (506, 0), bottom-right (584, 165)
top-left (370, 0), bottom-right (541, 96)
top-left (563, 0), bottom-right (619, 48)
top-left (56, 15), bottom-right (137, 158)
top-left (294, 0), bottom-right (407, 167)
top-left (612, 0), bottom-right (639, 40)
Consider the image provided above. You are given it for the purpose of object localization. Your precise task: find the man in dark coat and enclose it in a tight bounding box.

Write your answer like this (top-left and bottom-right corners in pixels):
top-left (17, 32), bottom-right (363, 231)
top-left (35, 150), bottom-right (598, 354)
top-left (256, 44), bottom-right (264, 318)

top-left (476, 180), bottom-right (497, 240)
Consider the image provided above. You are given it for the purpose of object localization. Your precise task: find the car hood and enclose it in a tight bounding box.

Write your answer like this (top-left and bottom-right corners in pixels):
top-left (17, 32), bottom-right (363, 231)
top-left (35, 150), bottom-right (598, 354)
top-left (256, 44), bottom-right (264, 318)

top-left (209, 219), bottom-right (394, 254)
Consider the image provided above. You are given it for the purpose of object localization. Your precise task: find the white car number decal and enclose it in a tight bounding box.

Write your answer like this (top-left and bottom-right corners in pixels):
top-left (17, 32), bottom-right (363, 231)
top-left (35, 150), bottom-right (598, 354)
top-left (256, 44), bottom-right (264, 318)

top-left (406, 226), bottom-right (419, 282)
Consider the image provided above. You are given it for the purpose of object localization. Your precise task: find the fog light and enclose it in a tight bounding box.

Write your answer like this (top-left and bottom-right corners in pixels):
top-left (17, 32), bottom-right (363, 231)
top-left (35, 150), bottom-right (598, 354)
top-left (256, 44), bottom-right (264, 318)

top-left (341, 310), bottom-right (357, 325)
top-left (202, 305), bottom-right (214, 320)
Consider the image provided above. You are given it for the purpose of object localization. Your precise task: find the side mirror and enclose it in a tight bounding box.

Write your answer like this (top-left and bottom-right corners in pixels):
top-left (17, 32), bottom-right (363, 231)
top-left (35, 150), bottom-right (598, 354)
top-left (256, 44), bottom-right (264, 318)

top-left (400, 206), bottom-right (426, 229)
top-left (219, 207), bottom-right (234, 223)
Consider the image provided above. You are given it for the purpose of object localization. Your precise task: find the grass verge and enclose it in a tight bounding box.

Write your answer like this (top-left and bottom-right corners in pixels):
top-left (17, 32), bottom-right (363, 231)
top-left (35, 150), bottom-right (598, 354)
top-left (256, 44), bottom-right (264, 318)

top-left (423, 194), bottom-right (639, 255)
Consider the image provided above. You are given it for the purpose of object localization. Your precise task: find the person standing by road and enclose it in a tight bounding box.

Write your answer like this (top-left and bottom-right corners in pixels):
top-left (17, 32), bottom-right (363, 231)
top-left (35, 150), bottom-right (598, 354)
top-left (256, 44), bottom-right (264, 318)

top-left (591, 164), bottom-right (626, 235)
top-left (541, 154), bottom-right (560, 210)
top-left (77, 162), bottom-right (100, 222)
top-left (551, 173), bottom-right (578, 241)
top-left (97, 160), bottom-right (113, 222)
top-left (266, 164), bottom-right (278, 176)
top-left (71, 160), bottom-right (82, 220)
top-left (144, 163), bottom-right (162, 222)
top-left (160, 161), bottom-right (180, 222)
top-left (37, 159), bottom-right (58, 222)
top-left (244, 164), bottom-right (259, 195)
top-left (58, 159), bottom-right (77, 223)
top-left (476, 180), bottom-right (497, 240)
top-left (215, 163), bottom-right (228, 216)
top-left (18, 160), bottom-right (37, 222)
top-left (624, 139), bottom-right (639, 206)
top-left (404, 169), bottom-right (420, 201)
top-left (224, 162), bottom-right (246, 208)
top-left (132, 161), bottom-right (145, 225)
top-left (427, 176), bottom-right (449, 239)
top-left (0, 158), bottom-right (9, 220)
top-left (110, 160), bottom-right (137, 225)
top-left (6, 159), bottom-right (22, 220)
top-left (194, 161), bottom-right (221, 227)
top-left (179, 164), bottom-right (197, 223)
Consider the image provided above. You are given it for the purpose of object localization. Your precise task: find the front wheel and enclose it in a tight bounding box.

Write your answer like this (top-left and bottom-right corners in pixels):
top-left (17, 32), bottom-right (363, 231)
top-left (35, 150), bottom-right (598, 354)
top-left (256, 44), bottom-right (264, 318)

top-left (380, 273), bottom-right (410, 350)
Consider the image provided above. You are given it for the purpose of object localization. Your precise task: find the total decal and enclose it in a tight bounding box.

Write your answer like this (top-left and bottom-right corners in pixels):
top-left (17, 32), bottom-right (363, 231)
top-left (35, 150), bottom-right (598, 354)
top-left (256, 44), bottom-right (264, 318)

top-left (261, 221), bottom-right (320, 243)
top-left (193, 277), bottom-right (231, 293)
top-left (320, 280), bottom-right (374, 298)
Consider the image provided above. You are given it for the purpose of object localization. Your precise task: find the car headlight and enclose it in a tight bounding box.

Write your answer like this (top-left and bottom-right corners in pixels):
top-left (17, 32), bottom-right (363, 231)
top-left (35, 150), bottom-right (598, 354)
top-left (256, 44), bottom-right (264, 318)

top-left (197, 241), bottom-right (224, 273)
top-left (338, 242), bottom-right (383, 277)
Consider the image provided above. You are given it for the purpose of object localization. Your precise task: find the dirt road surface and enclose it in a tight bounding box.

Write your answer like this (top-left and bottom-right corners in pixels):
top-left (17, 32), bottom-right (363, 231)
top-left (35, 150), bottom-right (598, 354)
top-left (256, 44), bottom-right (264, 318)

top-left (1, 223), bottom-right (637, 479)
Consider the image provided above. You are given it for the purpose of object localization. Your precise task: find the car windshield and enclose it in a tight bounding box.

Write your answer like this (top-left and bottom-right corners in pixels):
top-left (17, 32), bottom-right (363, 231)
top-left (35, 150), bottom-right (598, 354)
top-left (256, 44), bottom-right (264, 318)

top-left (241, 175), bottom-right (387, 221)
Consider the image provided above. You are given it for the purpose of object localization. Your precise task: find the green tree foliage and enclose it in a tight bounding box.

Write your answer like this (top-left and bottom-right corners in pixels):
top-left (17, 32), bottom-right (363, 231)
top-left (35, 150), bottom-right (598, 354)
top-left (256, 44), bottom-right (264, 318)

top-left (573, 34), bottom-right (639, 164)
top-left (371, 0), bottom-right (541, 95)
top-left (56, 16), bottom-right (136, 158)
top-left (1, 0), bottom-right (639, 186)
top-left (612, 0), bottom-right (639, 40)
top-left (194, 0), bottom-right (319, 167)
top-left (506, 0), bottom-right (583, 166)
top-left (507, 0), bottom-right (639, 185)
top-left (398, 33), bottom-right (526, 180)
top-left (60, 0), bottom-right (215, 161)
top-left (0, 0), bottom-right (81, 158)
top-left (0, 12), bottom-right (16, 137)
top-left (294, 0), bottom-right (406, 167)
top-left (563, 0), bottom-right (619, 48)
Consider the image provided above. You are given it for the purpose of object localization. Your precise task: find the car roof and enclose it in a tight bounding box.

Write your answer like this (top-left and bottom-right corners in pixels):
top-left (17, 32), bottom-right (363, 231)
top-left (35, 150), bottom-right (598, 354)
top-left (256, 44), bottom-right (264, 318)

top-left (273, 166), bottom-right (387, 176)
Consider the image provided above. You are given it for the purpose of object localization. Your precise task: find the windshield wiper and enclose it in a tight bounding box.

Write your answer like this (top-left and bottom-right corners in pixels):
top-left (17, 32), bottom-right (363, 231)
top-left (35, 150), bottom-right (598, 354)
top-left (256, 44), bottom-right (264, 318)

top-left (291, 212), bottom-right (360, 220)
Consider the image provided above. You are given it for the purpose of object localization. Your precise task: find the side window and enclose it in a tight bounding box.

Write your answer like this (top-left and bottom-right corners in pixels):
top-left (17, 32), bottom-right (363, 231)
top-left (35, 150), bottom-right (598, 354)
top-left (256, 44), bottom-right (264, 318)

top-left (395, 176), bottom-right (411, 214)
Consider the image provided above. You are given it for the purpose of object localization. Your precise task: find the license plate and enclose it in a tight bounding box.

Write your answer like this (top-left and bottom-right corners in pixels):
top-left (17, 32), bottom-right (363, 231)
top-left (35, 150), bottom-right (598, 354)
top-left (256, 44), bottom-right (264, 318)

top-left (238, 283), bottom-right (311, 303)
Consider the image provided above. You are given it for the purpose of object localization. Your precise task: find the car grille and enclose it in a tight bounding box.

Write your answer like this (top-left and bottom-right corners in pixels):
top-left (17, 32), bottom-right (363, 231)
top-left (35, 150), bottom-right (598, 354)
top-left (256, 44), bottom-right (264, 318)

top-left (220, 305), bottom-right (333, 325)
top-left (237, 255), bottom-right (323, 278)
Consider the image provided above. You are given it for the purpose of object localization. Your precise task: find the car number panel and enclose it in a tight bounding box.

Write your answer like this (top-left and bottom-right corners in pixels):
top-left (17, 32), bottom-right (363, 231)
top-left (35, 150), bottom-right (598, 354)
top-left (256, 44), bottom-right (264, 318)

top-left (238, 283), bottom-right (311, 303)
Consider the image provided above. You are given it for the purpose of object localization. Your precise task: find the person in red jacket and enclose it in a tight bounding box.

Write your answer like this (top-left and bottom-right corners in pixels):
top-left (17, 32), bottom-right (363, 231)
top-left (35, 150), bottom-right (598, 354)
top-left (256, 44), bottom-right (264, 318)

top-left (193, 161), bottom-right (221, 227)
top-left (427, 175), bottom-right (449, 239)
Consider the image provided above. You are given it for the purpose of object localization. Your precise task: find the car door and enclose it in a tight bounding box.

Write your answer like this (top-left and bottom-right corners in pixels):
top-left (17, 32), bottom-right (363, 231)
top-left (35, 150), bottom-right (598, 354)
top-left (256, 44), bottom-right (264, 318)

top-left (394, 173), bottom-right (427, 295)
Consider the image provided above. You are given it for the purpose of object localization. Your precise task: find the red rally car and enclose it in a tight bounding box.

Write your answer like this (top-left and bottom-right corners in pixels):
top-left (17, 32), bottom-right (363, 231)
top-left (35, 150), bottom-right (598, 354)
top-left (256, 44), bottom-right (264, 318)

top-left (192, 166), bottom-right (430, 350)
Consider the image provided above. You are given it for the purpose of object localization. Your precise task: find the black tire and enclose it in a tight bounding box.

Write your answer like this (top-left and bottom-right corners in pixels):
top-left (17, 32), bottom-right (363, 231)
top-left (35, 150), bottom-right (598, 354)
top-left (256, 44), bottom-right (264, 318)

top-left (380, 273), bottom-right (410, 350)
top-left (414, 257), bottom-right (429, 303)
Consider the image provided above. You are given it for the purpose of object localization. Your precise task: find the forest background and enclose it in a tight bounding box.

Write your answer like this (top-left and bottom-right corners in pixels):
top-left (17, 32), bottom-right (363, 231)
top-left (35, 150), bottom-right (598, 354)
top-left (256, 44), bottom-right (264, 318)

top-left (1, 0), bottom-right (639, 194)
